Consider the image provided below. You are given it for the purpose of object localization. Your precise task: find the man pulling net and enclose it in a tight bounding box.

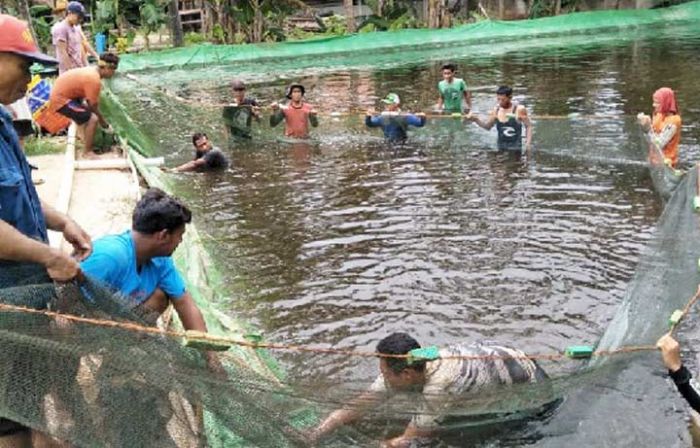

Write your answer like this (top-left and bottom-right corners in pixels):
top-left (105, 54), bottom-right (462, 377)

top-left (309, 333), bottom-right (555, 447)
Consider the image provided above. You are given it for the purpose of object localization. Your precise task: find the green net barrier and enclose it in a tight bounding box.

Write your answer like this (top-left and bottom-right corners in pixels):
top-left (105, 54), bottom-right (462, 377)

top-left (0, 269), bottom-right (323, 447)
top-left (117, 1), bottom-right (700, 74)
top-left (533, 151), bottom-right (700, 446)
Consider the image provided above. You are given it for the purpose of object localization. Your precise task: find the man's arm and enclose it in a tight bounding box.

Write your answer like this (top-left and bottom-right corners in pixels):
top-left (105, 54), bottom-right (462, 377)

top-left (382, 424), bottom-right (433, 448)
top-left (518, 105), bottom-right (533, 155)
top-left (172, 292), bottom-right (207, 332)
top-left (406, 113), bottom-right (426, 128)
top-left (657, 334), bottom-right (700, 412)
top-left (80, 28), bottom-right (99, 59)
top-left (0, 219), bottom-right (80, 281)
top-left (365, 113), bottom-right (382, 128)
top-left (463, 88), bottom-right (472, 112)
top-left (436, 95), bottom-right (444, 111)
top-left (251, 100), bottom-right (262, 121)
top-left (309, 109), bottom-right (319, 128)
top-left (269, 105), bottom-right (285, 128)
top-left (41, 200), bottom-right (92, 260)
top-left (172, 292), bottom-right (225, 373)
top-left (55, 41), bottom-right (71, 68)
top-left (468, 110), bottom-right (497, 130)
top-left (310, 391), bottom-right (381, 443)
top-left (86, 100), bottom-right (109, 128)
top-left (170, 158), bottom-right (207, 173)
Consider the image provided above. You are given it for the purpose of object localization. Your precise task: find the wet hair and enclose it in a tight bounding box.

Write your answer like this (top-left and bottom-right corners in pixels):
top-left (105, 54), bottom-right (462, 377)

top-left (191, 132), bottom-right (207, 147)
top-left (441, 63), bottom-right (457, 73)
top-left (132, 188), bottom-right (192, 234)
top-left (377, 333), bottom-right (426, 374)
top-left (99, 52), bottom-right (119, 68)
top-left (496, 85), bottom-right (513, 97)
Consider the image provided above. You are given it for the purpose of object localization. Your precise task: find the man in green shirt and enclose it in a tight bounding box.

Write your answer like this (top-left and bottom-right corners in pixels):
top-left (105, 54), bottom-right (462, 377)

top-left (436, 63), bottom-right (471, 114)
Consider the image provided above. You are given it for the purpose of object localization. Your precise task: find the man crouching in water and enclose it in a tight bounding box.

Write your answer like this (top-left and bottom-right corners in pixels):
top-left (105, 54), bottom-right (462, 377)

top-left (308, 333), bottom-right (550, 447)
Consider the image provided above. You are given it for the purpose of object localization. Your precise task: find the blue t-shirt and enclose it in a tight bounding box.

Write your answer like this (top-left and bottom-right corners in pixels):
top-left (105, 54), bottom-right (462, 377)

top-left (365, 113), bottom-right (426, 142)
top-left (0, 106), bottom-right (48, 244)
top-left (80, 230), bottom-right (187, 305)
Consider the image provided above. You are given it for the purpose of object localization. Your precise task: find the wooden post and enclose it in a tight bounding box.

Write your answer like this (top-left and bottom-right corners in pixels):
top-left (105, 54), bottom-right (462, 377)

top-left (344, 0), bottom-right (355, 33)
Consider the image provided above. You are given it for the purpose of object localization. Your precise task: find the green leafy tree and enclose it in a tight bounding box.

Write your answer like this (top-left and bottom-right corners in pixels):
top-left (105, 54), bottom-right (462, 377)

top-left (139, 0), bottom-right (167, 49)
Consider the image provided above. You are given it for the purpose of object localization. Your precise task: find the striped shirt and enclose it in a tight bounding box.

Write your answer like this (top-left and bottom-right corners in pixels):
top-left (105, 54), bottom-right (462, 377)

top-left (369, 342), bottom-right (548, 429)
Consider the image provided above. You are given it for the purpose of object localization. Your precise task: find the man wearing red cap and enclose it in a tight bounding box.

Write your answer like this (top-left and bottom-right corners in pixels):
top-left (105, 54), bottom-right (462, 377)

top-left (0, 14), bottom-right (92, 446)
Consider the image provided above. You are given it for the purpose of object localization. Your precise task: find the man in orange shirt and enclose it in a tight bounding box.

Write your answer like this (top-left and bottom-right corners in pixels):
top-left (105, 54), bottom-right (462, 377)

top-left (269, 83), bottom-right (318, 139)
top-left (49, 52), bottom-right (119, 157)
top-left (637, 87), bottom-right (682, 168)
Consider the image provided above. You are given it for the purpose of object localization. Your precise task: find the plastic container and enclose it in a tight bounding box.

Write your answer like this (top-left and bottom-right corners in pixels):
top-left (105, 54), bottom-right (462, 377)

top-left (95, 33), bottom-right (107, 54)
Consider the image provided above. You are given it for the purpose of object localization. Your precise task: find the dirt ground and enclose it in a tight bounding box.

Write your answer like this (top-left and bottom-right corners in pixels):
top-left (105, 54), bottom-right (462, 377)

top-left (29, 148), bottom-right (138, 249)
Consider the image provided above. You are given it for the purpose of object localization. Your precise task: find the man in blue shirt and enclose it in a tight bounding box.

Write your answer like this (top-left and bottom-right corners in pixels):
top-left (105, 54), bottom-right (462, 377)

top-left (0, 14), bottom-right (93, 446)
top-left (366, 93), bottom-right (426, 143)
top-left (81, 188), bottom-right (220, 370)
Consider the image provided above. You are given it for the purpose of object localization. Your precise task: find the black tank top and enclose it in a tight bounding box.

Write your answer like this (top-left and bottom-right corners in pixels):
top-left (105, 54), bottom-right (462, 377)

top-left (495, 104), bottom-right (523, 151)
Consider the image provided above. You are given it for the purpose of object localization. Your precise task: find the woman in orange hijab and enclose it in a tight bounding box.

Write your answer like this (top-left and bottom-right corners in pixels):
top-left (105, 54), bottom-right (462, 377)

top-left (637, 87), bottom-right (682, 168)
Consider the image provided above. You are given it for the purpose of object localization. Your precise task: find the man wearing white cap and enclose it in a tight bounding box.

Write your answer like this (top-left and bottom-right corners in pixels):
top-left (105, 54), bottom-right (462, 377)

top-left (366, 93), bottom-right (426, 143)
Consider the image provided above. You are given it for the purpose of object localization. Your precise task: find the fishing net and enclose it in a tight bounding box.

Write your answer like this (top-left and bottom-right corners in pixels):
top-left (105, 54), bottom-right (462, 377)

top-left (4, 3), bottom-right (700, 446)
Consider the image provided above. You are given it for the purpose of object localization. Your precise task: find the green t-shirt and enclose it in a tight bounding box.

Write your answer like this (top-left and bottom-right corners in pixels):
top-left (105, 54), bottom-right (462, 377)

top-left (438, 78), bottom-right (467, 112)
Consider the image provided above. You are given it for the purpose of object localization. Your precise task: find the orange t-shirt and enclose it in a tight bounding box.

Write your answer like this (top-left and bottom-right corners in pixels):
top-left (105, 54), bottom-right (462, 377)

top-left (282, 103), bottom-right (313, 139)
top-left (49, 67), bottom-right (102, 112)
top-left (652, 113), bottom-right (682, 167)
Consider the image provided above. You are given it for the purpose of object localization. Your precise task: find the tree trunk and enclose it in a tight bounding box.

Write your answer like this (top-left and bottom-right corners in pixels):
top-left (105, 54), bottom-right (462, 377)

top-left (554, 0), bottom-right (562, 14)
top-left (344, 0), bottom-right (355, 33)
top-left (168, 0), bottom-right (184, 47)
top-left (498, 0), bottom-right (505, 19)
top-left (428, 0), bottom-right (446, 28)
top-left (251, 0), bottom-right (263, 43)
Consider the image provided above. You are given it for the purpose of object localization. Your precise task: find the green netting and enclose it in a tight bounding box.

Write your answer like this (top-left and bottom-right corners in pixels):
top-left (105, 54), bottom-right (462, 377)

top-left (91, 6), bottom-right (700, 444)
top-left (117, 1), bottom-right (700, 73)
top-left (4, 4), bottom-right (700, 446)
top-left (0, 267), bottom-right (318, 447)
